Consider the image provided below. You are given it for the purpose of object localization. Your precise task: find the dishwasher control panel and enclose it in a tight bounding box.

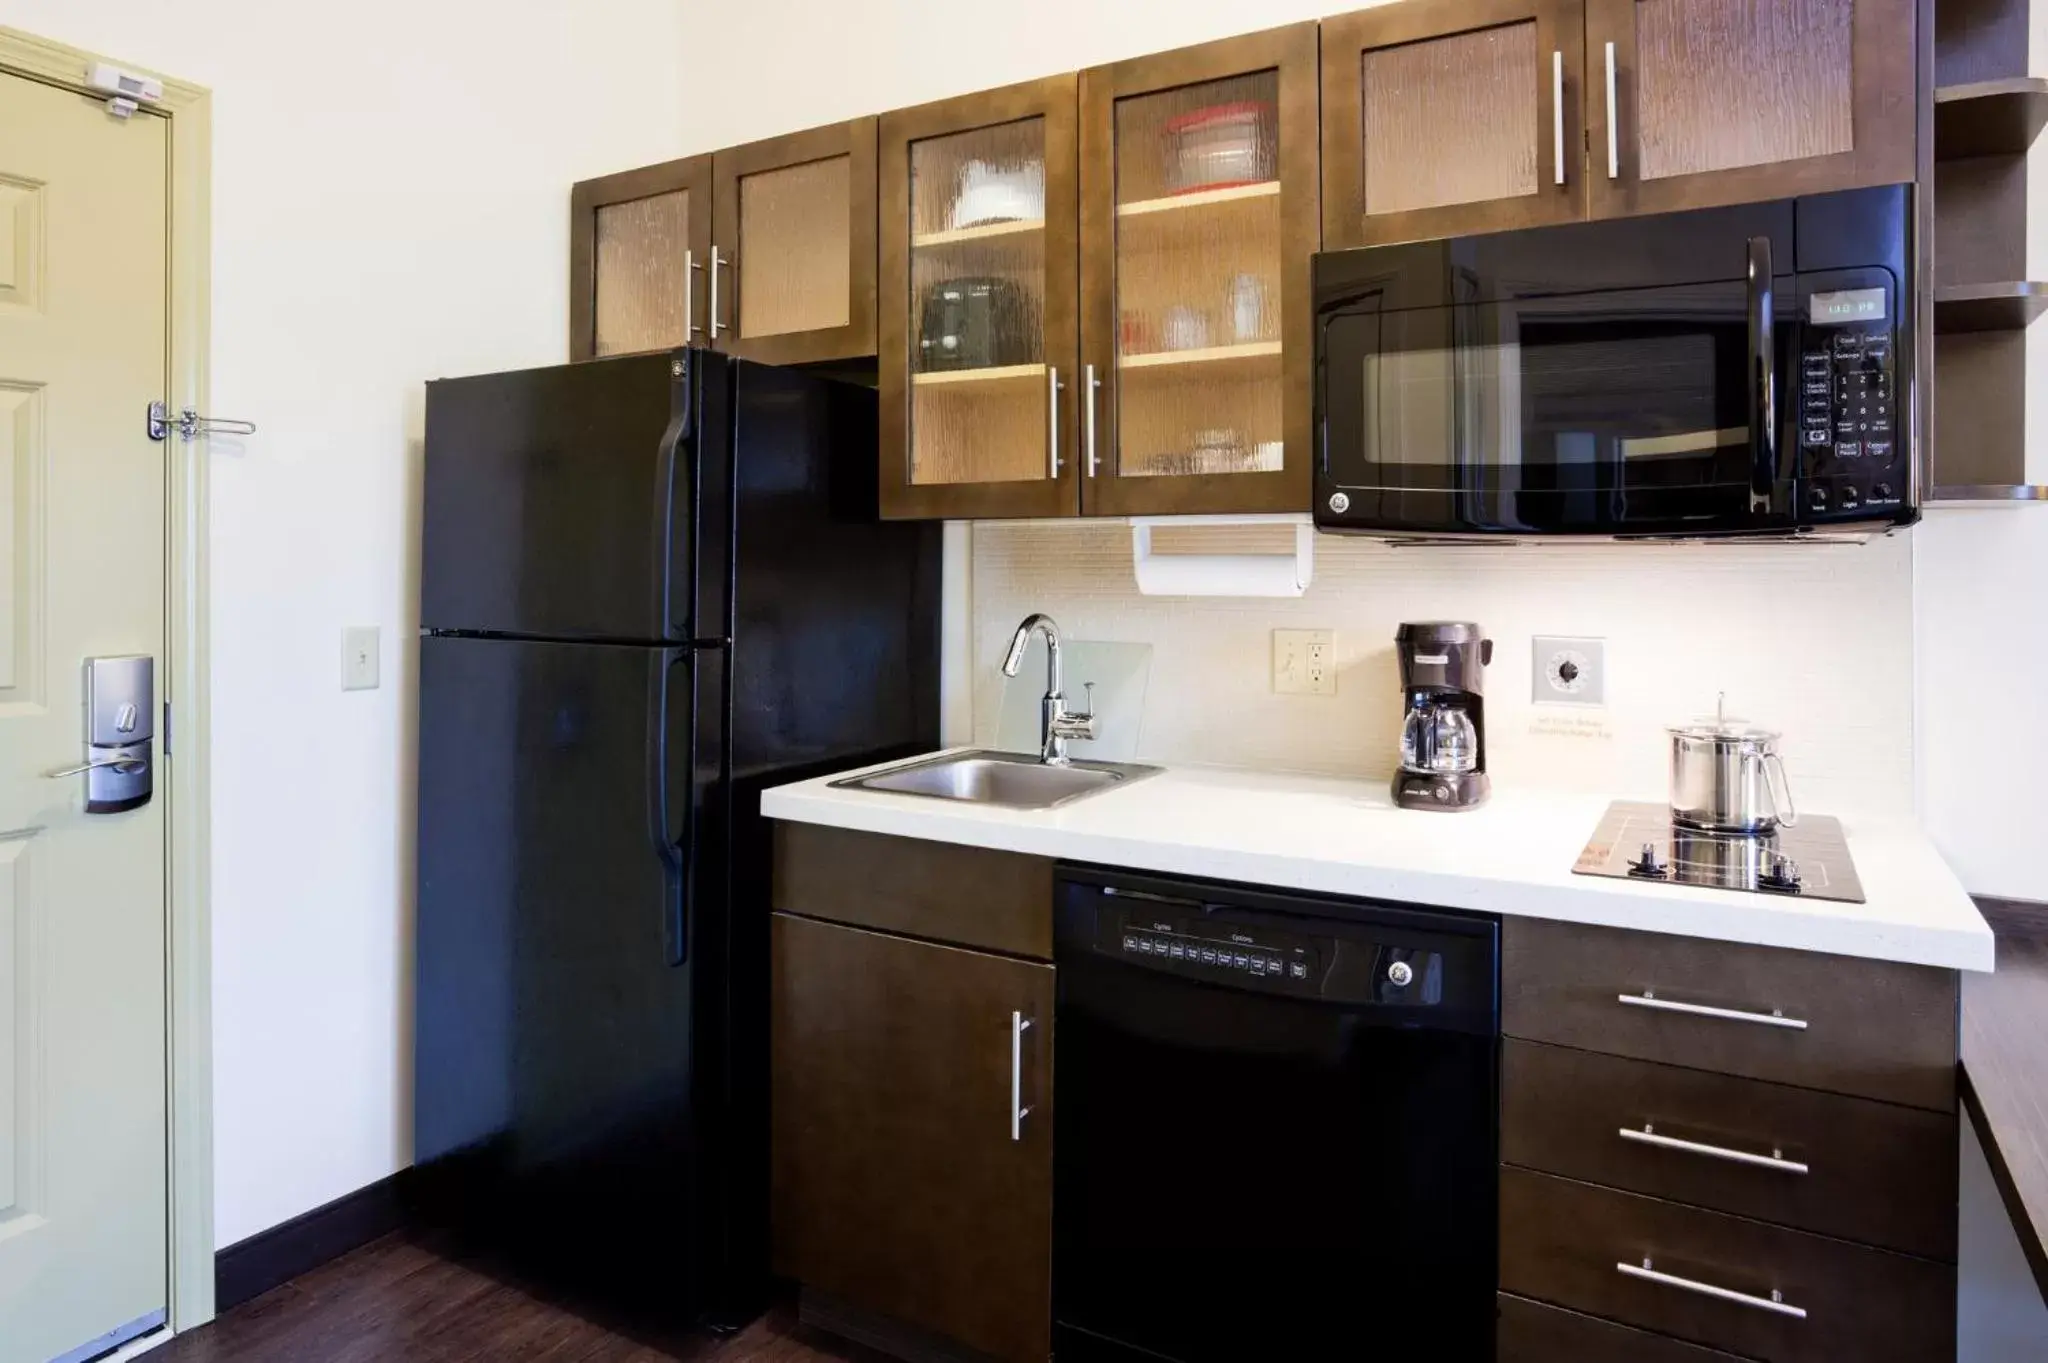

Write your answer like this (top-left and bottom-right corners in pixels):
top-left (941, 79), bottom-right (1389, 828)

top-left (1092, 888), bottom-right (1454, 1007)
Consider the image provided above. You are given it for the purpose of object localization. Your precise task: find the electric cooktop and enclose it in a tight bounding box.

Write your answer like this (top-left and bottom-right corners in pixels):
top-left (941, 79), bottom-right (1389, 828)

top-left (1573, 800), bottom-right (1866, 904)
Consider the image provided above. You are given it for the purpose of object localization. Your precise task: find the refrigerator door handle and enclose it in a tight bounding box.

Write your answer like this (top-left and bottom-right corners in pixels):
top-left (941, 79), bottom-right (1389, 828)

top-left (658, 353), bottom-right (696, 642)
top-left (649, 648), bottom-right (698, 966)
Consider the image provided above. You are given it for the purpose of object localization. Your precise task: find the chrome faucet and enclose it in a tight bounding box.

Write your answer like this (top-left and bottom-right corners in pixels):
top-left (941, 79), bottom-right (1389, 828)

top-left (1002, 613), bottom-right (1096, 766)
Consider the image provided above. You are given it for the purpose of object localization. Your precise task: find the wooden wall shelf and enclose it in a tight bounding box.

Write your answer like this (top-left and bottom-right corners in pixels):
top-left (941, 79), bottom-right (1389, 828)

top-left (1935, 78), bottom-right (2048, 158)
top-left (1934, 281), bottom-right (2048, 331)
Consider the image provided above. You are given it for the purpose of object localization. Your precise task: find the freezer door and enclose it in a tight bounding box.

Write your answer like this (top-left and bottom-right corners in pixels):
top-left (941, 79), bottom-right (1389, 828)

top-left (414, 633), bottom-right (726, 1306)
top-left (421, 350), bottom-right (724, 642)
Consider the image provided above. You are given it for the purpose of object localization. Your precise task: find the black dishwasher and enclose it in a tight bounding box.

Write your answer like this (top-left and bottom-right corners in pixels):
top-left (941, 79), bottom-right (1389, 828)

top-left (1053, 867), bottom-right (1500, 1363)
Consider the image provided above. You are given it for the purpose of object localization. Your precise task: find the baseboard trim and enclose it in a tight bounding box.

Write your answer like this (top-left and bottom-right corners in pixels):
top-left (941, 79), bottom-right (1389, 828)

top-left (798, 1289), bottom-right (1001, 1363)
top-left (213, 1170), bottom-right (410, 1312)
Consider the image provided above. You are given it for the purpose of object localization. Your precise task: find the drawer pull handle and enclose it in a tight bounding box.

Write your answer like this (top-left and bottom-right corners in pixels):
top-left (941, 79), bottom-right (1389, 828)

top-left (1617, 1258), bottom-right (1807, 1320)
top-left (1619, 1124), bottom-right (1810, 1175)
top-left (1617, 990), bottom-right (1807, 1031)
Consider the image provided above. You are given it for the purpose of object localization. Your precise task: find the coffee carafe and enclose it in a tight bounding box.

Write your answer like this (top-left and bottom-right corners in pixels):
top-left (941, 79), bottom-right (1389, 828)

top-left (1394, 622), bottom-right (1491, 811)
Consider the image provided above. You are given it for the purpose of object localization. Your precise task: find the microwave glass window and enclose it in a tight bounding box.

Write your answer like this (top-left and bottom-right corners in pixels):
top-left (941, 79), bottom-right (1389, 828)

top-left (1330, 282), bottom-right (1754, 524)
top-left (1634, 0), bottom-right (1852, 181)
top-left (1360, 22), bottom-right (1540, 215)
top-left (1111, 69), bottom-right (1283, 479)
top-left (593, 190), bottom-right (691, 357)
top-left (907, 118), bottom-right (1049, 486)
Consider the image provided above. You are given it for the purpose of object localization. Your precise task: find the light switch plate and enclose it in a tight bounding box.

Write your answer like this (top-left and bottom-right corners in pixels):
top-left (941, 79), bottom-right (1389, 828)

top-left (1533, 636), bottom-right (1604, 707)
top-left (1273, 629), bottom-right (1335, 695)
top-left (342, 626), bottom-right (380, 691)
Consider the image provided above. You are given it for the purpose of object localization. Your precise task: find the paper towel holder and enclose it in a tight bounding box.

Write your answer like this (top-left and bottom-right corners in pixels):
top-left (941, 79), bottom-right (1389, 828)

top-left (1129, 514), bottom-right (1314, 598)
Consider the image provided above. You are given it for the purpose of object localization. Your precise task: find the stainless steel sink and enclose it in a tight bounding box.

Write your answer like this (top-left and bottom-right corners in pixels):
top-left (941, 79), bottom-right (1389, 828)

top-left (832, 750), bottom-right (1161, 811)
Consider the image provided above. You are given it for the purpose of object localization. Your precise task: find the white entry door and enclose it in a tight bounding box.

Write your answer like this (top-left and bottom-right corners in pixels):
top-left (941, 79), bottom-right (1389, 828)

top-left (0, 70), bottom-right (170, 1363)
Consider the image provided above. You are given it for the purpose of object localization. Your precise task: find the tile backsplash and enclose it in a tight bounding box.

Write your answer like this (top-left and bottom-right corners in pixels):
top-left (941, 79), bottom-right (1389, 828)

top-left (968, 523), bottom-right (1915, 815)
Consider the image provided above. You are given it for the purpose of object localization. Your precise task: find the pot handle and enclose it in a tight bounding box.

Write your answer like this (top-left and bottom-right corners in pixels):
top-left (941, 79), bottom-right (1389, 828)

top-left (1764, 751), bottom-right (1799, 829)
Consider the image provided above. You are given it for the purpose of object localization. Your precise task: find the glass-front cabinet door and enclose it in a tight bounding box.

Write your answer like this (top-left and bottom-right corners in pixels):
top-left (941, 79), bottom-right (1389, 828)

top-left (1322, 0), bottom-right (1586, 250)
top-left (570, 156), bottom-right (714, 360)
top-left (1079, 24), bottom-right (1321, 516)
top-left (879, 77), bottom-right (1080, 520)
top-left (711, 118), bottom-right (878, 365)
top-left (1586, 0), bottom-right (1916, 218)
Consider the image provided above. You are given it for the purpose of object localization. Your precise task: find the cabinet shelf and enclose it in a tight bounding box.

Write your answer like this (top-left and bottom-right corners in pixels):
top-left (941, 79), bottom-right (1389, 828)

top-left (1116, 181), bottom-right (1282, 218)
top-left (911, 362), bottom-right (1047, 388)
top-left (911, 219), bottom-right (1045, 248)
top-left (1119, 341), bottom-right (1283, 375)
top-left (1934, 282), bottom-right (2048, 332)
top-left (1935, 79), bottom-right (2048, 159)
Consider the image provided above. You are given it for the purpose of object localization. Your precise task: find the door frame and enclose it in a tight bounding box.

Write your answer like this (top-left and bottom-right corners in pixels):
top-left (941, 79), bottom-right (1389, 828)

top-left (0, 25), bottom-right (218, 1336)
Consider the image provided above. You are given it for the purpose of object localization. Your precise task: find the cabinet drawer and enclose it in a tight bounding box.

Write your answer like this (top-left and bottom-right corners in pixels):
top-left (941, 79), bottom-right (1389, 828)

top-left (1504, 1041), bottom-right (1957, 1260)
top-left (1498, 1293), bottom-right (1749, 1362)
top-left (1501, 1168), bottom-right (1956, 1363)
top-left (773, 822), bottom-right (1054, 960)
top-left (1503, 917), bottom-right (1958, 1110)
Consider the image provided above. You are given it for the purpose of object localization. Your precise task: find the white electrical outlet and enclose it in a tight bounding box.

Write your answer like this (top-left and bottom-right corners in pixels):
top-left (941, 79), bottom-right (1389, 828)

top-left (1533, 636), bottom-right (1605, 706)
top-left (342, 626), bottom-right (381, 692)
top-left (1273, 629), bottom-right (1336, 696)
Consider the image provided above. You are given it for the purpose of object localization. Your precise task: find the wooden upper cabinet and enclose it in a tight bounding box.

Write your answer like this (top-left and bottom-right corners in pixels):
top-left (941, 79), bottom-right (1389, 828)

top-left (1323, 0), bottom-right (1588, 249)
top-left (710, 118), bottom-right (878, 364)
top-left (570, 155), bottom-right (713, 360)
top-left (1586, 0), bottom-right (1917, 219)
top-left (878, 76), bottom-right (1081, 520)
top-left (1079, 23), bottom-right (1320, 517)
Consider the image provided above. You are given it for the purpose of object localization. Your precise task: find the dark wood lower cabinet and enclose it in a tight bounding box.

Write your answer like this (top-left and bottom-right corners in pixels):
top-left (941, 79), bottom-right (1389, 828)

top-left (770, 911), bottom-right (1054, 1363)
top-left (1497, 1293), bottom-right (1751, 1362)
top-left (1500, 1168), bottom-right (1956, 1363)
top-left (1502, 1039), bottom-right (1959, 1260)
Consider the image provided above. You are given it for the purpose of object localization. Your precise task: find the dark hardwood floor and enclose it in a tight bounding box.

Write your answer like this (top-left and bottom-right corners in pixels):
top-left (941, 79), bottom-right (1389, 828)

top-left (154, 1234), bottom-right (893, 1362)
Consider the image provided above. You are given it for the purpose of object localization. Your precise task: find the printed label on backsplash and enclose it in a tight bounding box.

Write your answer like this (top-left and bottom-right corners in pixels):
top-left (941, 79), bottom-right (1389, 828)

top-left (1528, 712), bottom-right (1615, 743)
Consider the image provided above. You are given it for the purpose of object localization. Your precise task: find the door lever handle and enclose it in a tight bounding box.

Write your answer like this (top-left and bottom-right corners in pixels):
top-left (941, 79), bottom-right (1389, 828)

top-left (46, 754), bottom-right (148, 779)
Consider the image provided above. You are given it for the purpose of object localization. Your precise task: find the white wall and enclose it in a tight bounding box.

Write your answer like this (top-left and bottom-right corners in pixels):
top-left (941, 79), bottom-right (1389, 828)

top-left (0, 0), bottom-right (691, 1245)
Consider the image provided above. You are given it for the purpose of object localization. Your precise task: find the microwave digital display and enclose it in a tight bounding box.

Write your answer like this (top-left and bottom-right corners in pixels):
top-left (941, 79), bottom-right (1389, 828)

top-left (1809, 288), bottom-right (1887, 324)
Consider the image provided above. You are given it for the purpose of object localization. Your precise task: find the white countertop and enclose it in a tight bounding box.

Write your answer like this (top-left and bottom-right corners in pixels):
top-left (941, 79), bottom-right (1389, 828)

top-left (761, 753), bottom-right (1994, 972)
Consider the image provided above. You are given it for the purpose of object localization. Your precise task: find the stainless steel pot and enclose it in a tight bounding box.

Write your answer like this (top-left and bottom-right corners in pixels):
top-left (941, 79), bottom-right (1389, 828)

top-left (1668, 696), bottom-right (1797, 833)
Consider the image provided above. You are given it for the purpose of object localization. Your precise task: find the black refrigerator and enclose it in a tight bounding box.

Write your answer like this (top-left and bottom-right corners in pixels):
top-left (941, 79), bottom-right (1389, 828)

top-left (413, 349), bottom-right (937, 1327)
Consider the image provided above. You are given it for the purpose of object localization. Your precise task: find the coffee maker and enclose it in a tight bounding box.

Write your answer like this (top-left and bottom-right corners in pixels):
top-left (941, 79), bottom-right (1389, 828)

top-left (1394, 622), bottom-right (1492, 811)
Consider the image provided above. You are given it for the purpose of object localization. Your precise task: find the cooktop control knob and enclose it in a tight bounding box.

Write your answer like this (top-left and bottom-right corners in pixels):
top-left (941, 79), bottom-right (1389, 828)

top-left (1387, 960), bottom-right (1414, 988)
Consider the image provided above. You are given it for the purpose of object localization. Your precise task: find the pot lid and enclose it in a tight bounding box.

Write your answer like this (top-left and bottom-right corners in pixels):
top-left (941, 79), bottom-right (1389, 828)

top-left (1668, 692), bottom-right (1780, 742)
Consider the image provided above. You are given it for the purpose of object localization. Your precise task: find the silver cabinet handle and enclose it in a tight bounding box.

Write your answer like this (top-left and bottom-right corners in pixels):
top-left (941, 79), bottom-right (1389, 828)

top-left (1083, 363), bottom-right (1100, 476)
top-left (1605, 41), bottom-right (1621, 179)
top-left (1047, 366), bottom-right (1063, 479)
top-left (1617, 1259), bottom-right (1807, 1319)
top-left (1553, 51), bottom-right (1566, 187)
top-left (709, 246), bottom-right (728, 340)
top-left (1619, 1124), bottom-right (1810, 1175)
top-left (1617, 990), bottom-right (1807, 1030)
top-left (684, 249), bottom-right (702, 338)
top-left (46, 754), bottom-right (147, 779)
top-left (1010, 1011), bottom-right (1034, 1141)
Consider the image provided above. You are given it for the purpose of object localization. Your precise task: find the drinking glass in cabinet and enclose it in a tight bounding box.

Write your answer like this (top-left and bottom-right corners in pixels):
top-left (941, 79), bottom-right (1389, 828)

top-left (908, 119), bottom-right (1050, 486)
top-left (1112, 71), bottom-right (1284, 479)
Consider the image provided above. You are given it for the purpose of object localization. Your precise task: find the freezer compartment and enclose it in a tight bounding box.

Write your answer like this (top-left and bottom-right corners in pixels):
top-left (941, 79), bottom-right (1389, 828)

top-left (421, 350), bottom-right (727, 642)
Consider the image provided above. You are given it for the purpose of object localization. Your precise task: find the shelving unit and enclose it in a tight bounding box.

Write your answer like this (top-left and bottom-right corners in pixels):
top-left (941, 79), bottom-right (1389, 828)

top-left (909, 218), bottom-right (1046, 249)
top-left (1118, 341), bottom-right (1283, 374)
top-left (1930, 0), bottom-right (2048, 501)
top-left (1114, 182), bottom-right (1282, 218)
top-left (910, 362), bottom-right (1047, 387)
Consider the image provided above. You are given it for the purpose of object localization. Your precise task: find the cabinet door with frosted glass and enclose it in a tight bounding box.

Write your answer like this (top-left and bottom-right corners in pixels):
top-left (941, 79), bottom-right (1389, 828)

top-left (1586, 0), bottom-right (1916, 219)
top-left (1079, 24), bottom-right (1320, 516)
top-left (878, 77), bottom-right (1081, 520)
top-left (711, 118), bottom-right (878, 365)
top-left (1323, 0), bottom-right (1587, 250)
top-left (570, 156), bottom-right (714, 360)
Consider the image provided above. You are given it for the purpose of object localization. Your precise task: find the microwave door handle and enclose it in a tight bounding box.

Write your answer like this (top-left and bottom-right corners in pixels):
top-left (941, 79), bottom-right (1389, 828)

top-left (1746, 236), bottom-right (1777, 514)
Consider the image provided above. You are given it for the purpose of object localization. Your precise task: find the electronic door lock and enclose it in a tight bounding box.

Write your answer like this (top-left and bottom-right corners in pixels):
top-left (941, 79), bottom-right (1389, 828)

top-left (46, 656), bottom-right (155, 813)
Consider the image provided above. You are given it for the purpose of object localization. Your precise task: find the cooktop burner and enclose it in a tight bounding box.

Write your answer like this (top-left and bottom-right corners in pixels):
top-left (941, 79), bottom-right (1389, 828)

top-left (1573, 801), bottom-right (1865, 904)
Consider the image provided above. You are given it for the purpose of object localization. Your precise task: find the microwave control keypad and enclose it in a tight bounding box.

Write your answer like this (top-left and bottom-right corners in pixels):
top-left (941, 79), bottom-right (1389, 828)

top-left (1800, 328), bottom-right (1893, 465)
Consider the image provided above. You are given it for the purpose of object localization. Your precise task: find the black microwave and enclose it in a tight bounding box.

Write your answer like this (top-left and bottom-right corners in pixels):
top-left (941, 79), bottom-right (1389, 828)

top-left (1313, 185), bottom-right (1916, 537)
